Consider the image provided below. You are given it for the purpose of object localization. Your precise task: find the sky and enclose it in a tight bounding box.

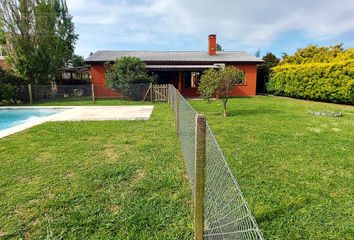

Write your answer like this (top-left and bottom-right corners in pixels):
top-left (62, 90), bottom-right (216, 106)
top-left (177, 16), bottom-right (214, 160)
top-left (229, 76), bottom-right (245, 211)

top-left (67, 0), bottom-right (354, 59)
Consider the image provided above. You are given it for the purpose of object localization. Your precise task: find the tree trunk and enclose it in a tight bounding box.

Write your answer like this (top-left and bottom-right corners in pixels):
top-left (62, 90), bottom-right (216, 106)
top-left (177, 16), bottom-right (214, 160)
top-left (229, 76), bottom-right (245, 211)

top-left (223, 98), bottom-right (228, 117)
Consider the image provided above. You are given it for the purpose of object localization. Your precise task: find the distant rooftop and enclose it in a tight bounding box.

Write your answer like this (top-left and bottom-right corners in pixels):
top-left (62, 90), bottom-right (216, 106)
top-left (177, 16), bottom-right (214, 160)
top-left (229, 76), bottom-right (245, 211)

top-left (85, 51), bottom-right (262, 63)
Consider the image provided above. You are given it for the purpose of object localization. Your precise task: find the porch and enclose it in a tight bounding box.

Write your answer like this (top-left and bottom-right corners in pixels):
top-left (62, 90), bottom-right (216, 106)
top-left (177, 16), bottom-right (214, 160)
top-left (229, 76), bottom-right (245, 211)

top-left (146, 65), bottom-right (220, 97)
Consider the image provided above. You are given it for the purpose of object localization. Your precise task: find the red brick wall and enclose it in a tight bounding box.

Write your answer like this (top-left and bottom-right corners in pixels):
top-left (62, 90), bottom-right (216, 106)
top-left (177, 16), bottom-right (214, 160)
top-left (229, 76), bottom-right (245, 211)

top-left (90, 64), bottom-right (121, 97)
top-left (229, 63), bottom-right (257, 97)
top-left (90, 62), bottom-right (258, 98)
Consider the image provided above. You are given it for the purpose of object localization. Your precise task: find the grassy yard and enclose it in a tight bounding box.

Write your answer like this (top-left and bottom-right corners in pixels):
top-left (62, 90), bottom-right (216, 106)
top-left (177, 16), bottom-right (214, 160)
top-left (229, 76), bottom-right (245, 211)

top-left (0, 103), bottom-right (192, 239)
top-left (191, 96), bottom-right (354, 240)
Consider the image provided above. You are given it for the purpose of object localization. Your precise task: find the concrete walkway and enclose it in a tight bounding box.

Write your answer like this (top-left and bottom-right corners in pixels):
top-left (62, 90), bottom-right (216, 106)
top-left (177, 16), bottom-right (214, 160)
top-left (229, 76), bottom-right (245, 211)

top-left (0, 106), bottom-right (154, 138)
top-left (46, 106), bottom-right (154, 121)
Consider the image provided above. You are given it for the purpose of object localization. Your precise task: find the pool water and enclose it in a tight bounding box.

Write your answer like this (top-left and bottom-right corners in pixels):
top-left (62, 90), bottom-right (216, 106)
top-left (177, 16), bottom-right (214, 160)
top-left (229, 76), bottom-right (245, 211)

top-left (0, 108), bottom-right (63, 131)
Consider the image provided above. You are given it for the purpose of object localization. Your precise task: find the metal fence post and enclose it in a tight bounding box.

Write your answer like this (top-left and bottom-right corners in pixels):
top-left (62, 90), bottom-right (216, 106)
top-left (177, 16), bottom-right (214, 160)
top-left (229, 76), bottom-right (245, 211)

top-left (195, 114), bottom-right (206, 240)
top-left (91, 84), bottom-right (95, 103)
top-left (175, 89), bottom-right (179, 134)
top-left (28, 84), bottom-right (33, 104)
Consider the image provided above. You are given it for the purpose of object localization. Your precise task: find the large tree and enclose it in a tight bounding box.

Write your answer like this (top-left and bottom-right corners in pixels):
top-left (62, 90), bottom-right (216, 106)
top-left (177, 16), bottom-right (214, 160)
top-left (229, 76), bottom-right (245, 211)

top-left (0, 0), bottom-right (78, 84)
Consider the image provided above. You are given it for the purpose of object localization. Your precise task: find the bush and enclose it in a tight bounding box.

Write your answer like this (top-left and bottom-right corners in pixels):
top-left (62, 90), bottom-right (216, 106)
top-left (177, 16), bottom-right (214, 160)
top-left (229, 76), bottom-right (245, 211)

top-left (267, 61), bottom-right (354, 104)
top-left (0, 68), bottom-right (26, 103)
top-left (197, 69), bottom-right (220, 101)
top-left (105, 57), bottom-right (156, 98)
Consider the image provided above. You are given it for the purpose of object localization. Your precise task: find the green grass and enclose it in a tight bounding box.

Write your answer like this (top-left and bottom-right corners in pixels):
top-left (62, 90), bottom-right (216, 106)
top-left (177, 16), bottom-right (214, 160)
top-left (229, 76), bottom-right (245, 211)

top-left (0, 103), bottom-right (192, 239)
top-left (190, 96), bottom-right (354, 240)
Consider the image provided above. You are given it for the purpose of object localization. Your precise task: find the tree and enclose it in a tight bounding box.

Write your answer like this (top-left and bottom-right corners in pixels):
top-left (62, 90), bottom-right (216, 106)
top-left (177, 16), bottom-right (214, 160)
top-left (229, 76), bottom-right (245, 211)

top-left (216, 43), bottom-right (223, 51)
top-left (0, 21), bottom-right (5, 56)
top-left (1, 0), bottom-right (36, 83)
top-left (0, 0), bottom-right (77, 84)
top-left (54, 0), bottom-right (78, 67)
top-left (255, 49), bottom-right (261, 57)
top-left (70, 54), bottom-right (86, 67)
top-left (105, 57), bottom-right (155, 97)
top-left (197, 68), bottom-right (220, 102)
top-left (280, 44), bottom-right (346, 65)
top-left (218, 67), bottom-right (244, 116)
top-left (256, 52), bottom-right (280, 93)
top-left (198, 66), bottom-right (244, 116)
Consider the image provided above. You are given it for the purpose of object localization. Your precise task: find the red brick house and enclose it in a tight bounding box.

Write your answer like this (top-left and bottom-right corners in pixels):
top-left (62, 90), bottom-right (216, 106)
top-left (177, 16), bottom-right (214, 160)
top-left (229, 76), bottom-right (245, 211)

top-left (85, 35), bottom-right (262, 97)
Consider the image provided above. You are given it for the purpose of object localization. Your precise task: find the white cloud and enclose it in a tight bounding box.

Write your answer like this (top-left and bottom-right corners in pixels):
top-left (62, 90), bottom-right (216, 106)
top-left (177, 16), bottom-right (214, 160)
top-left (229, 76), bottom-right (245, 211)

top-left (67, 0), bottom-right (354, 56)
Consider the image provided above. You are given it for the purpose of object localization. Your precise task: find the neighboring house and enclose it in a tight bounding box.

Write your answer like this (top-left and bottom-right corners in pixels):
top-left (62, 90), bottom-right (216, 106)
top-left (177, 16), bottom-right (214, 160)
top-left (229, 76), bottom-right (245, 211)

top-left (85, 34), bottom-right (262, 97)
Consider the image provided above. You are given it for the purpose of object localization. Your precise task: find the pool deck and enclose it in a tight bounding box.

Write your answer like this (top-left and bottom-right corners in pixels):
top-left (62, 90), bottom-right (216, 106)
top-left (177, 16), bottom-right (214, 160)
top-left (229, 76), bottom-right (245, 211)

top-left (0, 106), bottom-right (154, 138)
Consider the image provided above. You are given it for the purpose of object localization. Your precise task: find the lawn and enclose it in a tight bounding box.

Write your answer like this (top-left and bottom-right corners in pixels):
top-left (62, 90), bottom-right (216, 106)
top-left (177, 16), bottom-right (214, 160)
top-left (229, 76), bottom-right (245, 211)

top-left (0, 103), bottom-right (193, 239)
top-left (190, 96), bottom-right (354, 240)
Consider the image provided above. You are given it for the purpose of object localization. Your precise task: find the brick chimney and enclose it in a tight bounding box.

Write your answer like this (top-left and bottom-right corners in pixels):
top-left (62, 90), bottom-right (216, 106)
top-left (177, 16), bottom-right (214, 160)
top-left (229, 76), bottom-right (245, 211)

top-left (208, 34), bottom-right (217, 55)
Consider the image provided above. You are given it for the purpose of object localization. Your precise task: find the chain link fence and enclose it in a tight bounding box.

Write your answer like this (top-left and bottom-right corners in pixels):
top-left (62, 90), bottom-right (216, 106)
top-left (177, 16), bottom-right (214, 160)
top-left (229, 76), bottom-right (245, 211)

top-left (10, 84), bottom-right (152, 103)
top-left (168, 85), bottom-right (263, 240)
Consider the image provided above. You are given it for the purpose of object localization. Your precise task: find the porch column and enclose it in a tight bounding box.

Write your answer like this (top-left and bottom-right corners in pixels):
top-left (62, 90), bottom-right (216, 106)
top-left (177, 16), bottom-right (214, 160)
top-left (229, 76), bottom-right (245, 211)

top-left (178, 71), bottom-right (183, 92)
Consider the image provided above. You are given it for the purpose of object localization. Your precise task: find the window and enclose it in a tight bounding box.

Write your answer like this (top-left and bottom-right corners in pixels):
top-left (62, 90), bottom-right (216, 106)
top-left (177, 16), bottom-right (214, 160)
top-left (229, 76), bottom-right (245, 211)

top-left (184, 72), bottom-right (201, 88)
top-left (237, 71), bottom-right (247, 85)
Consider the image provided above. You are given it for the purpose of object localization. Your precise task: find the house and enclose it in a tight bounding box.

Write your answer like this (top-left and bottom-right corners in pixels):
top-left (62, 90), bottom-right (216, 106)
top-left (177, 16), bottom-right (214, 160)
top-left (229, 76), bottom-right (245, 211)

top-left (85, 34), bottom-right (262, 97)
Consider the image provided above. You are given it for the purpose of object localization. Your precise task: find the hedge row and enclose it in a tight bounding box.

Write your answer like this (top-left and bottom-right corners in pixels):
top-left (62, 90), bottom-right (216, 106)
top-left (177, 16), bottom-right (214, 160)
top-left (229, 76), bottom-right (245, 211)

top-left (267, 61), bottom-right (354, 104)
top-left (0, 68), bottom-right (26, 104)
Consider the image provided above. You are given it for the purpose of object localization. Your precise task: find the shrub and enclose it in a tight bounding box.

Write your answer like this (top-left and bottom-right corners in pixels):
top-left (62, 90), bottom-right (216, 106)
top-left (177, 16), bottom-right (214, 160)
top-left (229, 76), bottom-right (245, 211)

top-left (0, 68), bottom-right (26, 103)
top-left (267, 61), bottom-right (354, 104)
top-left (105, 57), bottom-right (156, 98)
top-left (197, 68), bottom-right (220, 101)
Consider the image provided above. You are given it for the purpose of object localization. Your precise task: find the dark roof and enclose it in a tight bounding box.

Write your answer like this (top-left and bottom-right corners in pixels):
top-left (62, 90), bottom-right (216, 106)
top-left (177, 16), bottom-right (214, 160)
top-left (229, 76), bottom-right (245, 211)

top-left (85, 51), bottom-right (262, 63)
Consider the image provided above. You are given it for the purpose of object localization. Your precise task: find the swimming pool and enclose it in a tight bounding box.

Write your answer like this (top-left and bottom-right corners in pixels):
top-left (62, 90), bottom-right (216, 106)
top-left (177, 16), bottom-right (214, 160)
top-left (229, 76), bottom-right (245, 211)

top-left (0, 108), bottom-right (64, 131)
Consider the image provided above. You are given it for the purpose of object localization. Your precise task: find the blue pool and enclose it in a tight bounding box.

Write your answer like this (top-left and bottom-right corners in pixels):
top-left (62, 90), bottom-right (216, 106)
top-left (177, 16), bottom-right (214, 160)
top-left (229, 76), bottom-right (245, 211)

top-left (0, 108), bottom-right (63, 131)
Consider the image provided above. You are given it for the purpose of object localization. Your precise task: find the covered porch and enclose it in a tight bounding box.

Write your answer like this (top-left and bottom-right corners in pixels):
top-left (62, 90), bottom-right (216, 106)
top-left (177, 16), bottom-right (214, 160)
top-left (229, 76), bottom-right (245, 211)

top-left (146, 65), bottom-right (220, 97)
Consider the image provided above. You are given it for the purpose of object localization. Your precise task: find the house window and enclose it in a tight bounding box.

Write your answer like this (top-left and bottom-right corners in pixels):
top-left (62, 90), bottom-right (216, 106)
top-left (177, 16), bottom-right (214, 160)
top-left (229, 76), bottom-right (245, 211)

top-left (237, 71), bottom-right (247, 85)
top-left (184, 72), bottom-right (201, 88)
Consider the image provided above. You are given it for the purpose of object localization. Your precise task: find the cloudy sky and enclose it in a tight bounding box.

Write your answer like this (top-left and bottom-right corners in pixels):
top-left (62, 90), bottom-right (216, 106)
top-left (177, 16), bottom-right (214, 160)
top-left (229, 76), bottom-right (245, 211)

top-left (67, 0), bottom-right (354, 58)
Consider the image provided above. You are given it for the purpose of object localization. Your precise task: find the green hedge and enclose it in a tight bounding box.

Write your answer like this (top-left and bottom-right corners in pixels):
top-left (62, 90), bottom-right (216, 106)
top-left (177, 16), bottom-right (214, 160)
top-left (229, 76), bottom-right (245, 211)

top-left (267, 61), bottom-right (354, 104)
top-left (0, 68), bottom-right (26, 104)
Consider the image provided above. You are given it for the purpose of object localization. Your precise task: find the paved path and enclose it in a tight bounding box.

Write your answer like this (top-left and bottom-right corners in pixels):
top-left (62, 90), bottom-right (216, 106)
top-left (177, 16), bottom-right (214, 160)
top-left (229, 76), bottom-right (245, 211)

top-left (47, 106), bottom-right (154, 121)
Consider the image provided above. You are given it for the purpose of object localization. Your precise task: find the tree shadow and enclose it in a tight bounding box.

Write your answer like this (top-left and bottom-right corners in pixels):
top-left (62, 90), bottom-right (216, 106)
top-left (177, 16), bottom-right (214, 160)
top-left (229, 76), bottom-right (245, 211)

top-left (226, 108), bottom-right (284, 117)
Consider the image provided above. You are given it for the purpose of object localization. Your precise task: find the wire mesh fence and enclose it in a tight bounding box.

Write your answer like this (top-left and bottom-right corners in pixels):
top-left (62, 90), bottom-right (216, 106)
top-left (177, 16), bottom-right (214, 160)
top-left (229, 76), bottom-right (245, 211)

top-left (168, 85), bottom-right (263, 240)
top-left (9, 83), bottom-right (152, 103)
top-left (32, 85), bottom-right (93, 101)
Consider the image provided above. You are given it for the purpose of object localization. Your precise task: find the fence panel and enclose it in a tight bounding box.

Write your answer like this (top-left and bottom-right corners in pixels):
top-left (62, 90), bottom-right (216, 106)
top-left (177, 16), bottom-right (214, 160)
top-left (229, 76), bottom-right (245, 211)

top-left (30, 85), bottom-right (93, 101)
top-left (168, 84), bottom-right (263, 240)
top-left (13, 84), bottom-right (153, 103)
